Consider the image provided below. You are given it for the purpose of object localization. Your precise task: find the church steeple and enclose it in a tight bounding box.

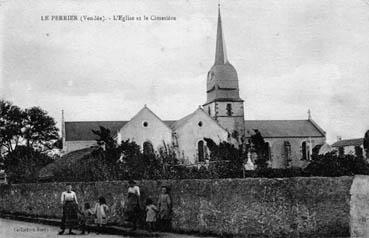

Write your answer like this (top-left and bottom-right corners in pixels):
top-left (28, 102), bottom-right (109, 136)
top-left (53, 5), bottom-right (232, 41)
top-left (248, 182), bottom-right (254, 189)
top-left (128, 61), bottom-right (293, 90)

top-left (203, 4), bottom-right (245, 138)
top-left (215, 4), bottom-right (228, 65)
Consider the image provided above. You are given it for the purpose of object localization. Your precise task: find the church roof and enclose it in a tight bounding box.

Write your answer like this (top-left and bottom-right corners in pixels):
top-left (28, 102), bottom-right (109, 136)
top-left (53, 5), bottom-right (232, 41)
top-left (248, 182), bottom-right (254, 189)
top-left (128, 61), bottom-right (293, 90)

top-left (331, 138), bottom-right (363, 147)
top-left (66, 119), bottom-right (325, 141)
top-left (65, 120), bottom-right (176, 141)
top-left (244, 120), bottom-right (326, 138)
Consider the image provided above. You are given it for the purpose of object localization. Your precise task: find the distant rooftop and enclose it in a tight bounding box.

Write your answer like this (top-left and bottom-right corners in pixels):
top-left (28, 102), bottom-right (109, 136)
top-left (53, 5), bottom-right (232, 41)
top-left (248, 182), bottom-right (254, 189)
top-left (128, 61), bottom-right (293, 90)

top-left (331, 138), bottom-right (363, 147)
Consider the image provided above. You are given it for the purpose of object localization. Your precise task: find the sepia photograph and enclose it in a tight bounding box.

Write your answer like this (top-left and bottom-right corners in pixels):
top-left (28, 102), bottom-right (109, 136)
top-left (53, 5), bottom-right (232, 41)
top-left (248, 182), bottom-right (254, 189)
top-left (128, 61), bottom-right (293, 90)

top-left (0, 0), bottom-right (369, 237)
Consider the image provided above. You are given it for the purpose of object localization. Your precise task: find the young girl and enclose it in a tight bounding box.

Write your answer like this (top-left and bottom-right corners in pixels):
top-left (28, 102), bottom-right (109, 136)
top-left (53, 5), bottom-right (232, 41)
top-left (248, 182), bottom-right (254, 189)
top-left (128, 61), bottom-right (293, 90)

top-left (94, 196), bottom-right (109, 234)
top-left (145, 198), bottom-right (158, 232)
top-left (157, 186), bottom-right (172, 231)
top-left (79, 202), bottom-right (94, 235)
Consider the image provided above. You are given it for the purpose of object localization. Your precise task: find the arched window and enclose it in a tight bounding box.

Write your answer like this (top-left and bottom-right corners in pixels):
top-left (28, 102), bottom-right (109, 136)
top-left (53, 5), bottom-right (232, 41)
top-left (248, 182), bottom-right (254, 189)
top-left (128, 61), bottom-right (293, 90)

top-left (302, 141), bottom-right (310, 160)
top-left (284, 141), bottom-right (291, 167)
top-left (143, 141), bottom-right (154, 155)
top-left (198, 140), bottom-right (205, 162)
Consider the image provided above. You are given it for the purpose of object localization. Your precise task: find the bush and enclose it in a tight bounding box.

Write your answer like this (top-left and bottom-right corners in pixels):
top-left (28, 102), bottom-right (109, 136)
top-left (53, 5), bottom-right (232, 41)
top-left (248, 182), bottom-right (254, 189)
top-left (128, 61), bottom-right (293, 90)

top-left (304, 152), bottom-right (369, 177)
top-left (39, 138), bottom-right (369, 182)
top-left (5, 146), bottom-right (53, 183)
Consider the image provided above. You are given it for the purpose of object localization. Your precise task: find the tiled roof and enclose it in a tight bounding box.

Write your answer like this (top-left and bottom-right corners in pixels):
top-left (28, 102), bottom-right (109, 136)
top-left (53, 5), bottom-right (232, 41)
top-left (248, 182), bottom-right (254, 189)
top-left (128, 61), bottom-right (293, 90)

top-left (170, 112), bottom-right (195, 131)
top-left (65, 121), bottom-right (127, 141)
top-left (244, 120), bottom-right (325, 138)
top-left (65, 119), bottom-right (326, 141)
top-left (65, 120), bottom-right (176, 141)
top-left (331, 138), bottom-right (363, 147)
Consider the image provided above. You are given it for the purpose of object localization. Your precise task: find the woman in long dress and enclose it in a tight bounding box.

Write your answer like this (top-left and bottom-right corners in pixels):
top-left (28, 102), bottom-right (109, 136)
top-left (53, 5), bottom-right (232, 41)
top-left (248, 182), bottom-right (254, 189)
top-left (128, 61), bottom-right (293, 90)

top-left (125, 180), bottom-right (141, 231)
top-left (157, 186), bottom-right (172, 231)
top-left (58, 183), bottom-right (79, 235)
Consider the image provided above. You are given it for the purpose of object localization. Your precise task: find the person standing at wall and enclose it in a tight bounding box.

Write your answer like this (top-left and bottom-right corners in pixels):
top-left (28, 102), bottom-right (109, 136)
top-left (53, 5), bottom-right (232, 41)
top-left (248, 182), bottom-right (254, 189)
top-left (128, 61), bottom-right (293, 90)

top-left (125, 180), bottom-right (141, 231)
top-left (157, 186), bottom-right (172, 231)
top-left (58, 183), bottom-right (79, 235)
top-left (94, 196), bottom-right (109, 234)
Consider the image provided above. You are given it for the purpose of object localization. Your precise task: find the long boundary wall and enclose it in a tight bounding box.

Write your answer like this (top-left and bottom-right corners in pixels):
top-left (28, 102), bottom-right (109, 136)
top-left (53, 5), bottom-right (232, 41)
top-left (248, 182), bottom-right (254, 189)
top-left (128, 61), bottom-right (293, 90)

top-left (0, 177), bottom-right (354, 237)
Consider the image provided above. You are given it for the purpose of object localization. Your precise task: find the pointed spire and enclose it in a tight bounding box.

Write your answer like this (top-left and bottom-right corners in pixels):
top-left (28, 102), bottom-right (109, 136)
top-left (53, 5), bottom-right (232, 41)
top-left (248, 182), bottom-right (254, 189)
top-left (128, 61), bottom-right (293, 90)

top-left (214, 3), bottom-right (228, 65)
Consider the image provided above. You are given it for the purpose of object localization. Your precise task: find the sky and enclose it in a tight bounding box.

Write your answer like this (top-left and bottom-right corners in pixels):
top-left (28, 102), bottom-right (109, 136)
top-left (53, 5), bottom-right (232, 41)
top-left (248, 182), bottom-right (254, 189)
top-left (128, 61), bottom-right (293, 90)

top-left (0, 0), bottom-right (368, 143)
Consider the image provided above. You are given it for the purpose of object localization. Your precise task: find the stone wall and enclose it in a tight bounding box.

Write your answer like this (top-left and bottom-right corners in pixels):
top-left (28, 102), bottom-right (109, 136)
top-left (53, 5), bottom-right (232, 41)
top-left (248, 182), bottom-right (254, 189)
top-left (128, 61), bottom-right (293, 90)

top-left (0, 177), bottom-right (353, 237)
top-left (350, 175), bottom-right (369, 237)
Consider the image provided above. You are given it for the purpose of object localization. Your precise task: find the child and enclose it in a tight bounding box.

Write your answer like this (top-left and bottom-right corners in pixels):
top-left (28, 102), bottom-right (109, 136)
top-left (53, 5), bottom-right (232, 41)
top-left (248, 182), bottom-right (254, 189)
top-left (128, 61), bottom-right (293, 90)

top-left (145, 198), bottom-right (158, 232)
top-left (79, 203), bottom-right (94, 235)
top-left (94, 196), bottom-right (109, 234)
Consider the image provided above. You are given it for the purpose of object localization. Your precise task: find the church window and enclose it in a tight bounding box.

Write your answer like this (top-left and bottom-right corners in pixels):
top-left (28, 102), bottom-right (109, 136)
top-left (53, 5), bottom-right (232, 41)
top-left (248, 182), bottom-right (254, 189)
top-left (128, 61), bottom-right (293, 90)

top-left (198, 121), bottom-right (203, 127)
top-left (208, 107), bottom-right (211, 115)
top-left (143, 121), bottom-right (148, 127)
top-left (143, 141), bottom-right (154, 154)
top-left (284, 141), bottom-right (291, 167)
top-left (265, 142), bottom-right (271, 161)
top-left (198, 140), bottom-right (205, 162)
top-left (226, 104), bottom-right (232, 116)
top-left (301, 141), bottom-right (310, 160)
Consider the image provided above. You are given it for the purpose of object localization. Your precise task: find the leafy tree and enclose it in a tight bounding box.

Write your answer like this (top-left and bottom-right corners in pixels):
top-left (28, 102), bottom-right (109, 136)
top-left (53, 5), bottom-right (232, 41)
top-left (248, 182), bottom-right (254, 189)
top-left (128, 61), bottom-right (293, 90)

top-left (0, 100), bottom-right (24, 154)
top-left (116, 140), bottom-right (145, 180)
top-left (92, 126), bottom-right (116, 151)
top-left (355, 146), bottom-right (363, 158)
top-left (0, 100), bottom-right (59, 154)
top-left (204, 138), bottom-right (244, 178)
top-left (22, 107), bottom-right (59, 149)
top-left (338, 147), bottom-right (345, 157)
top-left (250, 129), bottom-right (269, 169)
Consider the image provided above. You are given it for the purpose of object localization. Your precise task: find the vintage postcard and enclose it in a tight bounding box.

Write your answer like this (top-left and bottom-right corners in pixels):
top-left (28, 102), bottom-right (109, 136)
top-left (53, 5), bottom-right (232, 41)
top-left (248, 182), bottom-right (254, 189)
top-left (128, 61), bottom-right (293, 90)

top-left (0, 0), bottom-right (368, 237)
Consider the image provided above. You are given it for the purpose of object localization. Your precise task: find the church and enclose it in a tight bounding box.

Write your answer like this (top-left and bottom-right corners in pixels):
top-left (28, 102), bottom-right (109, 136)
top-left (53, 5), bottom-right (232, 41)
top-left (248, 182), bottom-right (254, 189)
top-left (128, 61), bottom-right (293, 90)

top-left (62, 6), bottom-right (326, 168)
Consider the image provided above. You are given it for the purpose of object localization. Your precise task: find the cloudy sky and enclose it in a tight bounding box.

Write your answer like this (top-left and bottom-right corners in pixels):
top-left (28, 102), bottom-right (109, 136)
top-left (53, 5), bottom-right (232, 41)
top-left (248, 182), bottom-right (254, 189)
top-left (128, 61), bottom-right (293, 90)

top-left (1, 0), bottom-right (368, 143)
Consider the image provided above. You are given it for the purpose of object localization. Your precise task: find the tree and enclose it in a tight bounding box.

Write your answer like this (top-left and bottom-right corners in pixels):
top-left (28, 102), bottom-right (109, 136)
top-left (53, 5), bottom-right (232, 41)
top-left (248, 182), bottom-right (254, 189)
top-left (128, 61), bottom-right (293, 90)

top-left (22, 107), bottom-right (59, 150)
top-left (364, 130), bottom-right (369, 159)
top-left (92, 126), bottom-right (116, 151)
top-left (0, 100), bottom-right (24, 154)
top-left (204, 138), bottom-right (244, 178)
top-left (250, 129), bottom-right (269, 169)
top-left (0, 100), bottom-right (59, 155)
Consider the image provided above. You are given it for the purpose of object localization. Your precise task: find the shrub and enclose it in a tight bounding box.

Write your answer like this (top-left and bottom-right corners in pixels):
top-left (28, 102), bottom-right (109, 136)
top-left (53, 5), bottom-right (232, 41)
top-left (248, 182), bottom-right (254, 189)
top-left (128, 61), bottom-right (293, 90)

top-left (304, 152), bottom-right (369, 177)
top-left (5, 146), bottom-right (53, 183)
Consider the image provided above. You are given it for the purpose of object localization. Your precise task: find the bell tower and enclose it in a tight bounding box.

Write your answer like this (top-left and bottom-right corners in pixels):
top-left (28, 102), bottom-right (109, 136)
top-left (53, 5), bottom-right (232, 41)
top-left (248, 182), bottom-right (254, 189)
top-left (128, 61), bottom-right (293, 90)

top-left (203, 4), bottom-right (245, 138)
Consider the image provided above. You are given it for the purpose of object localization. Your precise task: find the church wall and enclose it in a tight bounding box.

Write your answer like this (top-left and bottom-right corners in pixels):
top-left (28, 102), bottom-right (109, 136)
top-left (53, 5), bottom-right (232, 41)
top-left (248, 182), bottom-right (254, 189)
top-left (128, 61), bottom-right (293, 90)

top-left (265, 137), bottom-right (326, 169)
top-left (64, 140), bottom-right (97, 154)
top-left (118, 110), bottom-right (172, 151)
top-left (175, 111), bottom-right (228, 164)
